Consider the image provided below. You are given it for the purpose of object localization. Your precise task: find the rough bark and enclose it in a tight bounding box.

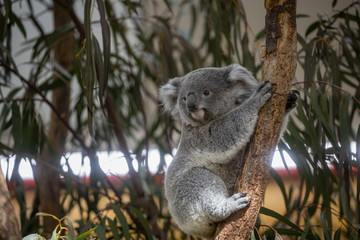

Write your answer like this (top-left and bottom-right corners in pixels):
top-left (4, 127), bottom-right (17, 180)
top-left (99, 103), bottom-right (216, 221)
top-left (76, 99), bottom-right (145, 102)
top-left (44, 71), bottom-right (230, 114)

top-left (36, 0), bottom-right (73, 234)
top-left (214, 0), bottom-right (297, 239)
top-left (0, 165), bottom-right (22, 240)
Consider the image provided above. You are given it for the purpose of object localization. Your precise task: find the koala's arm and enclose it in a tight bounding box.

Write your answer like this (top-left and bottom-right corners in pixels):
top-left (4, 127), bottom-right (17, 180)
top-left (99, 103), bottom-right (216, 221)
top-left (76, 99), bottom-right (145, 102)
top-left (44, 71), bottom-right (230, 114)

top-left (182, 81), bottom-right (273, 164)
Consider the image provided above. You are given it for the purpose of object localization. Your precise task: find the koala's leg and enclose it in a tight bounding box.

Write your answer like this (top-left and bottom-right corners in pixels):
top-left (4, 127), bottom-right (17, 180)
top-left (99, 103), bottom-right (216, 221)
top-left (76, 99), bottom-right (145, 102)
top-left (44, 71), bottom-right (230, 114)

top-left (182, 167), bottom-right (250, 222)
top-left (169, 167), bottom-right (250, 238)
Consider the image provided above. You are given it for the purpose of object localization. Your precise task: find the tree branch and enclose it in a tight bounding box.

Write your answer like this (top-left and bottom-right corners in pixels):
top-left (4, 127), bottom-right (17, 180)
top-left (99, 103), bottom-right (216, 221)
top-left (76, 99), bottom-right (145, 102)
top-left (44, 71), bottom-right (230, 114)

top-left (215, 0), bottom-right (297, 238)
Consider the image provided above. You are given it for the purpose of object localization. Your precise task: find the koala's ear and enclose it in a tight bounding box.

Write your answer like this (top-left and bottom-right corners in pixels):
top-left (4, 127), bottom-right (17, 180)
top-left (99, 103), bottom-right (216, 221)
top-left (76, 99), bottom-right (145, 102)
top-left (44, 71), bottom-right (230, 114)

top-left (227, 64), bottom-right (258, 88)
top-left (159, 77), bottom-right (183, 118)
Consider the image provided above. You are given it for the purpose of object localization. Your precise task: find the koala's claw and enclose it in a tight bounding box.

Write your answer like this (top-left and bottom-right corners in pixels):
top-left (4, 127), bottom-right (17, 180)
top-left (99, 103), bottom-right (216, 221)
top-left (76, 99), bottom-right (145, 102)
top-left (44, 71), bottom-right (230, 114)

top-left (290, 89), bottom-right (300, 96)
top-left (232, 192), bottom-right (247, 199)
top-left (250, 81), bottom-right (273, 107)
top-left (257, 81), bottom-right (273, 93)
top-left (285, 90), bottom-right (300, 111)
top-left (229, 192), bottom-right (251, 210)
top-left (239, 192), bottom-right (247, 197)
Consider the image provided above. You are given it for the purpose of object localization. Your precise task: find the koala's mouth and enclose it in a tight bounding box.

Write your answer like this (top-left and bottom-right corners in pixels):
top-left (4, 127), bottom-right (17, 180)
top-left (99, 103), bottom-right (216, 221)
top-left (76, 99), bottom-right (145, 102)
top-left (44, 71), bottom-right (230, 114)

top-left (190, 109), bottom-right (205, 121)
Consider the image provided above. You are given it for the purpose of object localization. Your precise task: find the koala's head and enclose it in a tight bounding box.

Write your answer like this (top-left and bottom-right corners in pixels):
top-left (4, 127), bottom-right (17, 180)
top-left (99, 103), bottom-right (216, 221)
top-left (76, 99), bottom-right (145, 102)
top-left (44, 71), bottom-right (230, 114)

top-left (159, 64), bottom-right (258, 126)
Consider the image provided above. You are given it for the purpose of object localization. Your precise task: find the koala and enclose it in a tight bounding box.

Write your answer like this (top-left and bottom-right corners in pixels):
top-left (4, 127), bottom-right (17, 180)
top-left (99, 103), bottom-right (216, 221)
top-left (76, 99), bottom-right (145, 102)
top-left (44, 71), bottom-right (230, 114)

top-left (159, 64), bottom-right (298, 239)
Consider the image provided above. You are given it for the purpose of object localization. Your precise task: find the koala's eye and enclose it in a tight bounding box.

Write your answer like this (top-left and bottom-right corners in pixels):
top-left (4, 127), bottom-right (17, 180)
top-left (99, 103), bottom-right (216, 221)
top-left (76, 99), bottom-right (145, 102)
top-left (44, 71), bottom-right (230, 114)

top-left (203, 89), bottom-right (211, 96)
top-left (182, 96), bottom-right (186, 101)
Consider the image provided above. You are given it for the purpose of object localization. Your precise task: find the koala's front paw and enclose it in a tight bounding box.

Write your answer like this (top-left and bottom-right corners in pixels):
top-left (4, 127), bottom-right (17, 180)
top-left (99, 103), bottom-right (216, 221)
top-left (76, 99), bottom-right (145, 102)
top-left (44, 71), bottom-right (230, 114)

top-left (285, 90), bottom-right (300, 112)
top-left (250, 81), bottom-right (273, 107)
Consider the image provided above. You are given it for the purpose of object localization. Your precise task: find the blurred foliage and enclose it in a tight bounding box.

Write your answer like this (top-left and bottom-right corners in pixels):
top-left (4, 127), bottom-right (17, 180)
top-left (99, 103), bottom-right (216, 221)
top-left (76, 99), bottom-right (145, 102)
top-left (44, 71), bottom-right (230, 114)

top-left (0, 0), bottom-right (359, 239)
top-left (23, 212), bottom-right (97, 240)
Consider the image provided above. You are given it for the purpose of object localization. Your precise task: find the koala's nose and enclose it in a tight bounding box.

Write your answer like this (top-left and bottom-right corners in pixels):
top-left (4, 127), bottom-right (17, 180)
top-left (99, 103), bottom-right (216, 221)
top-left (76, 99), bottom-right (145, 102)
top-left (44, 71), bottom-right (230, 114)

top-left (186, 93), bottom-right (197, 112)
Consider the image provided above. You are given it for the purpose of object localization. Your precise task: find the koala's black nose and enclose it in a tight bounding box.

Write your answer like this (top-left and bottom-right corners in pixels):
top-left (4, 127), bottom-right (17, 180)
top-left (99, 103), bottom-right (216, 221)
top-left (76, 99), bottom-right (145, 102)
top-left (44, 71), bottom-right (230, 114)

top-left (187, 93), bottom-right (198, 112)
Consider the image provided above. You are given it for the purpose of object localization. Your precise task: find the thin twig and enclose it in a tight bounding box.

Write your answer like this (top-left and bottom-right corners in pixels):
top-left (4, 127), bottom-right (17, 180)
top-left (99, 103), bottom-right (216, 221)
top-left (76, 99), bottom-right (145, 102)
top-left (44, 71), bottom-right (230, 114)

top-left (326, 2), bottom-right (359, 28)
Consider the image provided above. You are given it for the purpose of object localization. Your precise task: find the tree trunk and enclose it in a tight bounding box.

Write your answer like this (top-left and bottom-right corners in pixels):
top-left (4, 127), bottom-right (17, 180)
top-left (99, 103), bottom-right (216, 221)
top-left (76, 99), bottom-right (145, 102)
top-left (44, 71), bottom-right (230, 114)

top-left (0, 165), bottom-right (22, 240)
top-left (36, 0), bottom-right (73, 234)
top-left (214, 0), bottom-right (297, 239)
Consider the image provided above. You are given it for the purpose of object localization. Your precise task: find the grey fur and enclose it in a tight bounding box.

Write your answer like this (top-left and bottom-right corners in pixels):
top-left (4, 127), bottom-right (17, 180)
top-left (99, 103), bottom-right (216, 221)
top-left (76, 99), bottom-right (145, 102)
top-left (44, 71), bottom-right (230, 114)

top-left (159, 64), bottom-right (297, 239)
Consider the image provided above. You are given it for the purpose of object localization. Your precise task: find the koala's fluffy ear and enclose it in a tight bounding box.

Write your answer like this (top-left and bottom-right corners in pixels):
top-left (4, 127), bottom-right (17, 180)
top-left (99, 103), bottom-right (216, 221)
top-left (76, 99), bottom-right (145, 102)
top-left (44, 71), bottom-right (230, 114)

top-left (227, 64), bottom-right (258, 88)
top-left (159, 77), bottom-right (183, 119)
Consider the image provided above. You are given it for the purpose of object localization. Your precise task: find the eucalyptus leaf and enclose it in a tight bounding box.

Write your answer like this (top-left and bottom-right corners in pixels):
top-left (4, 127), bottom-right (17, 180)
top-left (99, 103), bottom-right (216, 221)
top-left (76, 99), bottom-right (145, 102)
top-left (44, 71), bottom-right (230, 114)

top-left (130, 206), bottom-right (154, 239)
top-left (64, 217), bottom-right (76, 240)
top-left (111, 204), bottom-right (131, 240)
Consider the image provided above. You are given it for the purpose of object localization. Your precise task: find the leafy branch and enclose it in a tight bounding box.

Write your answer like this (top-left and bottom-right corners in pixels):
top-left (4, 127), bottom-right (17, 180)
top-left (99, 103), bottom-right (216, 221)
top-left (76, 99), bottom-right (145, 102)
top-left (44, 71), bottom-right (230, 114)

top-left (292, 81), bottom-right (360, 105)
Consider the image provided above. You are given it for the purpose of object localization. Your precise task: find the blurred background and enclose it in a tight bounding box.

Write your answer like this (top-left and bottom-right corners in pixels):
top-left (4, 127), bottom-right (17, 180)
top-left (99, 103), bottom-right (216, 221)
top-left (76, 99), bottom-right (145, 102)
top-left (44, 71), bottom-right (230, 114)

top-left (0, 0), bottom-right (359, 239)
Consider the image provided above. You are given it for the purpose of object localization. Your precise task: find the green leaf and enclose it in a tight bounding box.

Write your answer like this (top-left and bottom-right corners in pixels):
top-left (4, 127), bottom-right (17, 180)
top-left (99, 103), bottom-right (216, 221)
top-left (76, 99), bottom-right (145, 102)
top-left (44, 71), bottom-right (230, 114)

top-left (296, 33), bottom-right (306, 49)
top-left (270, 168), bottom-right (289, 210)
top-left (250, 231), bottom-right (256, 240)
top-left (0, 45), bottom-right (19, 73)
top-left (130, 206), bottom-right (153, 239)
top-left (111, 204), bottom-right (131, 240)
top-left (309, 84), bottom-right (338, 149)
top-left (260, 207), bottom-right (303, 233)
top-left (305, 21), bottom-right (320, 37)
top-left (106, 217), bottom-right (121, 240)
top-left (339, 97), bottom-right (350, 148)
top-left (64, 217), bottom-right (76, 240)
top-left (84, 0), bottom-right (94, 137)
top-left (22, 234), bottom-right (44, 240)
top-left (11, 102), bottom-right (22, 149)
top-left (94, 225), bottom-right (106, 240)
top-left (92, 34), bottom-right (105, 108)
top-left (300, 219), bottom-right (310, 240)
top-left (76, 227), bottom-right (98, 240)
top-left (333, 228), bottom-right (341, 240)
top-left (38, 76), bottom-right (67, 92)
top-left (36, 212), bottom-right (60, 221)
top-left (263, 228), bottom-right (301, 237)
top-left (274, 234), bottom-right (283, 240)
top-left (255, 29), bottom-right (265, 40)
top-left (10, 11), bottom-right (27, 38)
top-left (96, 0), bottom-right (110, 102)
top-left (189, 5), bottom-right (197, 39)
top-left (51, 228), bottom-right (58, 240)
top-left (0, 0), bottom-right (10, 39)
top-left (332, 0), bottom-right (337, 7)
top-left (30, 23), bottom-right (74, 59)
top-left (296, 14), bottom-right (310, 19)
top-left (320, 211), bottom-right (331, 240)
